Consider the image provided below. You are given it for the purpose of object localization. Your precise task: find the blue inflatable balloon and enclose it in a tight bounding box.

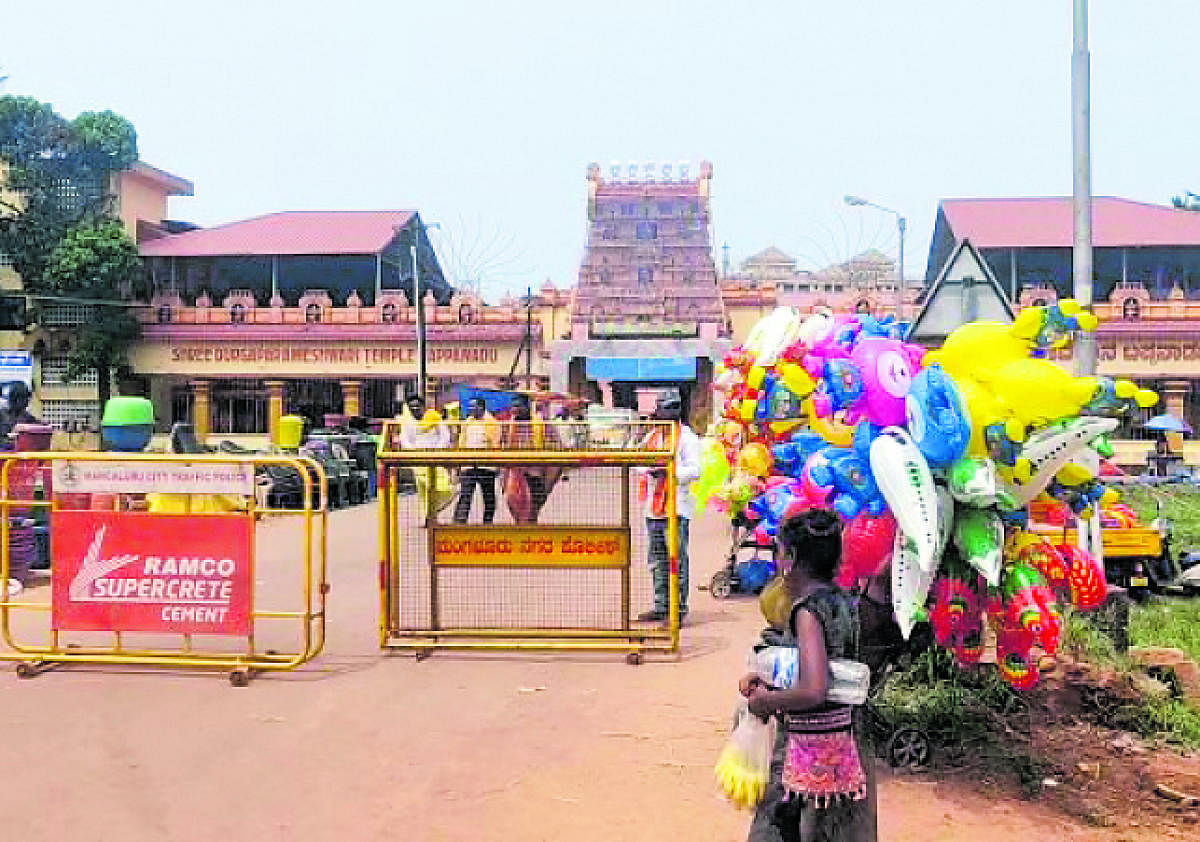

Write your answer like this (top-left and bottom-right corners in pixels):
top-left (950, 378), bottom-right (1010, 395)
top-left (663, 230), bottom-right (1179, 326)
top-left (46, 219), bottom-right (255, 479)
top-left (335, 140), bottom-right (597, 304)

top-left (772, 429), bottom-right (826, 477)
top-left (904, 364), bottom-right (970, 468)
top-left (808, 446), bottom-right (885, 520)
top-left (823, 359), bottom-right (865, 413)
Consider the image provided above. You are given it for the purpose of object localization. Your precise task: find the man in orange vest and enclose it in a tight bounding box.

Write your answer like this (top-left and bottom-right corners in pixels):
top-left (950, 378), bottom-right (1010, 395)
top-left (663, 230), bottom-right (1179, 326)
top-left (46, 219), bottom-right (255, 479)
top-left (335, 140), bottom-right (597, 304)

top-left (637, 393), bottom-right (701, 623)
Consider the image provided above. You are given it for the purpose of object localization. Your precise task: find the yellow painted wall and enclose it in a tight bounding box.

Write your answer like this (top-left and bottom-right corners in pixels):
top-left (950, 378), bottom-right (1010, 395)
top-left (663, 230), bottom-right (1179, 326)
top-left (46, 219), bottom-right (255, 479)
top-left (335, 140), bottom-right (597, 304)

top-left (112, 170), bottom-right (168, 239)
top-left (727, 300), bottom-right (774, 344)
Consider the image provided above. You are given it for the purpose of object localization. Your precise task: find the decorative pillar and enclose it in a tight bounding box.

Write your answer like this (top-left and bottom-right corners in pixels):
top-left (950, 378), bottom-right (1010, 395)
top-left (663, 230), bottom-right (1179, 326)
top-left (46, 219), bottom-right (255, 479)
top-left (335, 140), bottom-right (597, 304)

top-left (340, 379), bottom-right (362, 417)
top-left (265, 380), bottom-right (286, 444)
top-left (191, 379), bottom-right (212, 442)
top-left (1163, 380), bottom-right (1191, 453)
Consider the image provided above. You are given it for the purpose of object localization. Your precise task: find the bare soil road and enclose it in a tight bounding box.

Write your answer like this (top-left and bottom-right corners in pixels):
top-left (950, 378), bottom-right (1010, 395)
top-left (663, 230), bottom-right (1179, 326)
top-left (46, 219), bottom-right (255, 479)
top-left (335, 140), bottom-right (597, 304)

top-left (0, 502), bottom-right (1178, 841)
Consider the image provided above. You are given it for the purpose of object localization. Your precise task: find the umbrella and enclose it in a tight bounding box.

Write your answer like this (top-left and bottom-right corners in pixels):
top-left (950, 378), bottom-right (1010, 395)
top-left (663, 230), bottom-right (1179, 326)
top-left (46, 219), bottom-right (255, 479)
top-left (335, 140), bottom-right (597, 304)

top-left (1143, 413), bottom-right (1192, 434)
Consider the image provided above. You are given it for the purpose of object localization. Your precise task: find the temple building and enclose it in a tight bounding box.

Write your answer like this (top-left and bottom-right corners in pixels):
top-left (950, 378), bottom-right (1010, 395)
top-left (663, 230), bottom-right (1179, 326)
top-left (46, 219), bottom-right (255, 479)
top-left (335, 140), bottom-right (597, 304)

top-left (132, 210), bottom-right (571, 440)
top-left (548, 162), bottom-right (731, 422)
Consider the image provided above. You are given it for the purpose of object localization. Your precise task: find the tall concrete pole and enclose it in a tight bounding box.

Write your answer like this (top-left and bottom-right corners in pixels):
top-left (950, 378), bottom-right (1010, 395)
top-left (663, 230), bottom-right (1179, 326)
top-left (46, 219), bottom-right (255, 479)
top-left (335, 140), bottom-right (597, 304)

top-left (412, 240), bottom-right (426, 402)
top-left (1073, 0), bottom-right (1097, 376)
top-left (1072, 0), bottom-right (1103, 568)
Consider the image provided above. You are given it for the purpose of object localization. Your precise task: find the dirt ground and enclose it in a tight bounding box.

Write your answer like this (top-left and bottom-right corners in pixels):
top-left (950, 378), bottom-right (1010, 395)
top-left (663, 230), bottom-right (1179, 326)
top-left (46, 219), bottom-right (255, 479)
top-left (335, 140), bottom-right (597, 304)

top-left (1, 502), bottom-right (1196, 841)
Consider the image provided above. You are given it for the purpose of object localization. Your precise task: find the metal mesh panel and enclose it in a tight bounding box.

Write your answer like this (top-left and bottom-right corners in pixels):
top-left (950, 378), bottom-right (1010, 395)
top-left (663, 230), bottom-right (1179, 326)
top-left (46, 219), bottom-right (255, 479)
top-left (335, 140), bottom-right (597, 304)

top-left (437, 568), bottom-right (623, 629)
top-left (392, 465), bottom-right (654, 631)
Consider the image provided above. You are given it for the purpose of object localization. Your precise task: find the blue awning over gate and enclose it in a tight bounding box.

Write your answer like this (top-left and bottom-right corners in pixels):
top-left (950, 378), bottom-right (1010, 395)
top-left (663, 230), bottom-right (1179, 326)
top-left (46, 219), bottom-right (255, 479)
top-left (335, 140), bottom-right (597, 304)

top-left (584, 356), bottom-right (697, 381)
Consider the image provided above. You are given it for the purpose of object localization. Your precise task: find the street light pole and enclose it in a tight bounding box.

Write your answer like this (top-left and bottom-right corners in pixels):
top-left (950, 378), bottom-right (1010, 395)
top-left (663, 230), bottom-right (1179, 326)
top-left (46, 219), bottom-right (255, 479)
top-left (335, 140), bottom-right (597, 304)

top-left (844, 195), bottom-right (906, 322)
top-left (1072, 0), bottom-right (1097, 377)
top-left (411, 238), bottom-right (425, 402)
top-left (408, 219), bottom-right (441, 403)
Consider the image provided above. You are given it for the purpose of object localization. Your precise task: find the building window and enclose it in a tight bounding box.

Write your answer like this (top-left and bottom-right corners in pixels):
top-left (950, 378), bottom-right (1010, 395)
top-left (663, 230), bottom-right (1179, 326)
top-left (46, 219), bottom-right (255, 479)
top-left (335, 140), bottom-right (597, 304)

top-left (156, 305), bottom-right (173, 324)
top-left (621, 203), bottom-right (636, 216)
top-left (600, 226), bottom-right (616, 240)
top-left (458, 303), bottom-right (475, 324)
top-left (305, 303), bottom-right (321, 324)
top-left (210, 380), bottom-right (269, 434)
top-left (40, 399), bottom-right (98, 430)
top-left (170, 386), bottom-right (193, 427)
top-left (40, 357), bottom-right (97, 386)
top-left (855, 300), bottom-right (871, 314)
top-left (636, 221), bottom-right (658, 240)
top-left (42, 303), bottom-right (92, 326)
top-left (0, 252), bottom-right (14, 268)
top-left (657, 201), bottom-right (674, 216)
top-left (229, 303), bottom-right (247, 324)
top-left (381, 302), bottom-right (398, 323)
top-left (1122, 297), bottom-right (1141, 320)
top-left (637, 266), bottom-right (652, 285)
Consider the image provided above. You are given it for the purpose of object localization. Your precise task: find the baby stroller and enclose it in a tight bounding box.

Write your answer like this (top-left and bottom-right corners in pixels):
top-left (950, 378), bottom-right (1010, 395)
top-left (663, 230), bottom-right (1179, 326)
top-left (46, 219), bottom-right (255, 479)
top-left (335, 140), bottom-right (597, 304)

top-left (709, 512), bottom-right (778, 599)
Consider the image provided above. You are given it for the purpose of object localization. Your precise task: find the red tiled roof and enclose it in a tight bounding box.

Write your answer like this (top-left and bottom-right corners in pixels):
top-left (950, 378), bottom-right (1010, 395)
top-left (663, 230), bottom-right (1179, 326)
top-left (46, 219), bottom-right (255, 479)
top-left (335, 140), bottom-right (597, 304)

top-left (941, 197), bottom-right (1200, 248)
top-left (139, 210), bottom-right (415, 257)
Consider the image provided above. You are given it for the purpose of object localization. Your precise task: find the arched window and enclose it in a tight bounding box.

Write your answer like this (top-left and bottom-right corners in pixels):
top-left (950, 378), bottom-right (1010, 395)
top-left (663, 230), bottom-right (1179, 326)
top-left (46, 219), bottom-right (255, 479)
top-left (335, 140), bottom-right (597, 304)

top-left (229, 303), bottom-right (246, 324)
top-left (855, 300), bottom-right (871, 314)
top-left (156, 305), bottom-right (172, 324)
top-left (1122, 297), bottom-right (1141, 320)
top-left (381, 302), bottom-right (398, 324)
top-left (458, 304), bottom-right (475, 324)
top-left (305, 303), bottom-right (321, 324)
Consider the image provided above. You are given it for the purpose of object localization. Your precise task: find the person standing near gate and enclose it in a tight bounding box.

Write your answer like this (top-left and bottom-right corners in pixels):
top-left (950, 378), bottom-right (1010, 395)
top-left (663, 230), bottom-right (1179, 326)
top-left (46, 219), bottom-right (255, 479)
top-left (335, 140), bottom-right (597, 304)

top-left (454, 398), bottom-right (500, 523)
top-left (638, 394), bottom-right (701, 623)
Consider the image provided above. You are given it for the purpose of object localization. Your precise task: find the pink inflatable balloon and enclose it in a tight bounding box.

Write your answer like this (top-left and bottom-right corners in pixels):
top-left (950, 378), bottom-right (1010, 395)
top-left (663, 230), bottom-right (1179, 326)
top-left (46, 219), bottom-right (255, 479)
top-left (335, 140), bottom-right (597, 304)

top-left (848, 337), bottom-right (924, 427)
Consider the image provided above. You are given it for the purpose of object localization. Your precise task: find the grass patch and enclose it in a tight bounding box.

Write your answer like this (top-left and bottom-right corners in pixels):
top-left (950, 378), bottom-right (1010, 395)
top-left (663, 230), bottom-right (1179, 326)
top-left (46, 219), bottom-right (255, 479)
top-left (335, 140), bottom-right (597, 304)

top-left (1062, 608), bottom-right (1127, 668)
top-left (1129, 598), bottom-right (1200, 664)
top-left (873, 649), bottom-right (1028, 744)
top-left (1111, 696), bottom-right (1200, 746)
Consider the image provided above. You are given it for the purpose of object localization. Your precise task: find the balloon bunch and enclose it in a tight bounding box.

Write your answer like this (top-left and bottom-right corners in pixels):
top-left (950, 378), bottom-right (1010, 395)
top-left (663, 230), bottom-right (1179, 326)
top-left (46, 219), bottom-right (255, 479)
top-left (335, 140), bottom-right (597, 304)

top-left (704, 302), bottom-right (1158, 690)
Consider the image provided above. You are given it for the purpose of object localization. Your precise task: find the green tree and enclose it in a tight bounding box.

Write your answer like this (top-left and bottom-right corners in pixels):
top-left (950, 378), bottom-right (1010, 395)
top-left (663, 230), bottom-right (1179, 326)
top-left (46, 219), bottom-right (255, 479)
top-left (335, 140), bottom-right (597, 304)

top-left (0, 95), bottom-right (141, 413)
top-left (0, 95), bottom-right (138, 283)
top-left (42, 220), bottom-right (143, 407)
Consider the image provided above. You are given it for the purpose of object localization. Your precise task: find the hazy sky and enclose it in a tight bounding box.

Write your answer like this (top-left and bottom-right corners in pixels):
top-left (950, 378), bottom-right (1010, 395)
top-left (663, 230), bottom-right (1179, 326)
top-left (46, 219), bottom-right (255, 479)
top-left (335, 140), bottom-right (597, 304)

top-left (2, 1), bottom-right (1197, 297)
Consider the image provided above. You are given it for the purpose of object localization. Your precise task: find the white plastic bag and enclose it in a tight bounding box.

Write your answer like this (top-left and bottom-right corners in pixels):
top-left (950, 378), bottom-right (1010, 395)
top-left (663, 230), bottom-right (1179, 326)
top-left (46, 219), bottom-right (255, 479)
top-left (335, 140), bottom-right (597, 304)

top-left (751, 646), bottom-right (870, 706)
top-left (714, 700), bottom-right (775, 809)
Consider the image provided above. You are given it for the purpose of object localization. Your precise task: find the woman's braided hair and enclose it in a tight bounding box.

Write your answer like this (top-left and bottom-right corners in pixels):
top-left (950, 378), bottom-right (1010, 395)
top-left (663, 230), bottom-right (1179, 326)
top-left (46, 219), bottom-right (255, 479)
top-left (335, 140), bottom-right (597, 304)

top-left (777, 508), bottom-right (842, 583)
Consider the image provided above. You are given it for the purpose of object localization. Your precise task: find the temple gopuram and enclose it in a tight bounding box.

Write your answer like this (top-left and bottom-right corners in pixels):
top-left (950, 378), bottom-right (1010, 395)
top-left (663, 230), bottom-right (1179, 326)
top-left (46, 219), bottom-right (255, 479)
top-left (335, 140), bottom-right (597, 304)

top-left (548, 161), bottom-right (730, 424)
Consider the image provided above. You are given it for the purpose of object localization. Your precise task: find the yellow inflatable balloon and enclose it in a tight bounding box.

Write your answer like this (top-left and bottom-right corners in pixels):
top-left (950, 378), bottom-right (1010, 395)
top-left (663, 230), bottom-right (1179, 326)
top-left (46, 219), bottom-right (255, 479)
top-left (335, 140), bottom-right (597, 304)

top-left (738, 442), bottom-right (773, 478)
top-left (925, 300), bottom-right (1157, 461)
top-left (694, 436), bottom-right (732, 512)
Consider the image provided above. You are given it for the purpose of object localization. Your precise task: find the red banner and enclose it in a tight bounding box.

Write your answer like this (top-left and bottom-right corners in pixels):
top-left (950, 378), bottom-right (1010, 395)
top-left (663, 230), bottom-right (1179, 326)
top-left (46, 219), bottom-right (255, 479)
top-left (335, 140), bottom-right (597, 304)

top-left (51, 511), bottom-right (253, 636)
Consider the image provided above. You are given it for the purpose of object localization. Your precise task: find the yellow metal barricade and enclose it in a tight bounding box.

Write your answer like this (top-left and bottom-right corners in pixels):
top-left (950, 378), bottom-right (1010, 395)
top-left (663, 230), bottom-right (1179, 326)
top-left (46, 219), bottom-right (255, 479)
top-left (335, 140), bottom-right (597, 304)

top-left (378, 419), bottom-right (681, 661)
top-left (0, 452), bottom-right (328, 685)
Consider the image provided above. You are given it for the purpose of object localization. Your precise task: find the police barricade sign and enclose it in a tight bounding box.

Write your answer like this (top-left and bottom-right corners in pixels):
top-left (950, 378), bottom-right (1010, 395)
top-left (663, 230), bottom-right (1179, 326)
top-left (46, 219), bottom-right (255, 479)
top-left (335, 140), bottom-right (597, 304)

top-left (433, 525), bottom-right (628, 568)
top-left (51, 511), bottom-right (253, 635)
top-left (0, 451), bottom-right (328, 685)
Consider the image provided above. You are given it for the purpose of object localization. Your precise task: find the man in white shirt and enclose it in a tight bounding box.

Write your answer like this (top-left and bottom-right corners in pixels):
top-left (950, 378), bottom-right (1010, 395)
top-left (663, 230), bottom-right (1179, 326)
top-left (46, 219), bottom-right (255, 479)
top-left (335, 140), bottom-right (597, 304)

top-left (638, 394), bottom-right (701, 623)
top-left (453, 398), bottom-right (500, 523)
top-left (398, 395), bottom-right (450, 450)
